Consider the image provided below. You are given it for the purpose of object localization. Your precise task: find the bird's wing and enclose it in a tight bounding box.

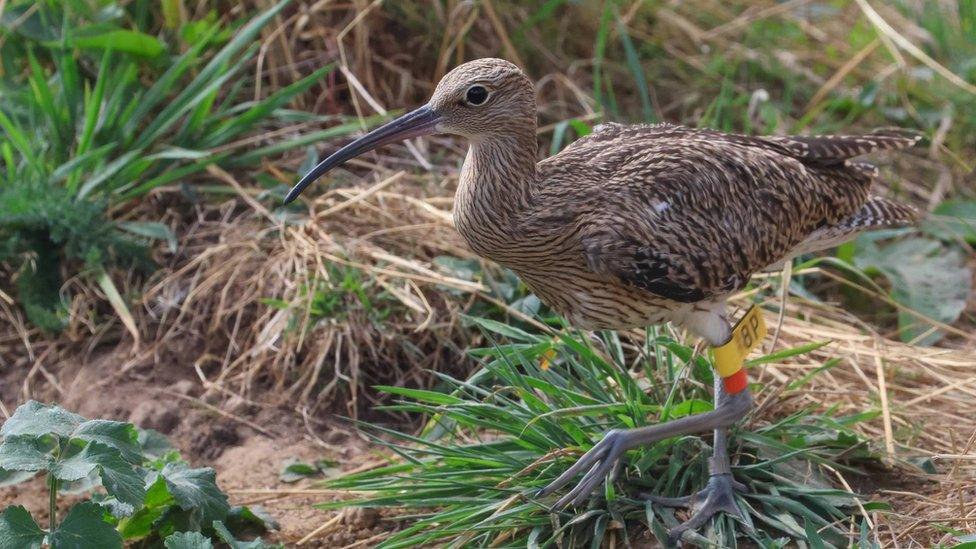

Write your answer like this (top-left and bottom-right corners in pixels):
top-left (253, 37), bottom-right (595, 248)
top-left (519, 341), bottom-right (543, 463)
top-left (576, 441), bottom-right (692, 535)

top-left (557, 124), bottom-right (917, 302)
top-left (787, 196), bottom-right (919, 257)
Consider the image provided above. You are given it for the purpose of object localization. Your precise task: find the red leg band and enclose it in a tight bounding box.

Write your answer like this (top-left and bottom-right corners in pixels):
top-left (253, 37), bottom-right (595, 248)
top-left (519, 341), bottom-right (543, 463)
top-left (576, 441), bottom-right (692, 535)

top-left (722, 369), bottom-right (748, 394)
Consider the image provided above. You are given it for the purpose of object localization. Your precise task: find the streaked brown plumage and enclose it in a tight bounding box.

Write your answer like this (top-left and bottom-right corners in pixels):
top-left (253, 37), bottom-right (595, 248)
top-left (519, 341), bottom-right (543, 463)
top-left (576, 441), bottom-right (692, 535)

top-left (443, 59), bottom-right (918, 345)
top-left (285, 57), bottom-right (920, 543)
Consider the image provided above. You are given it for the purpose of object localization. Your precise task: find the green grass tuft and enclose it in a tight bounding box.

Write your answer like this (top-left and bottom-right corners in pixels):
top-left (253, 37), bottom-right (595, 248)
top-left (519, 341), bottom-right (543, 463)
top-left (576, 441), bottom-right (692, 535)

top-left (321, 318), bottom-right (885, 548)
top-left (0, 0), bottom-right (335, 331)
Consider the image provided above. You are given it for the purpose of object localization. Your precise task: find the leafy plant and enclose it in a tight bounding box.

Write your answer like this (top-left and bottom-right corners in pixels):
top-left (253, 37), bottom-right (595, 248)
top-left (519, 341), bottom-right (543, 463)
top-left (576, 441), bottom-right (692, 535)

top-left (321, 318), bottom-right (884, 547)
top-left (279, 458), bottom-right (339, 483)
top-left (923, 200), bottom-right (976, 245)
top-left (850, 234), bottom-right (971, 345)
top-left (0, 184), bottom-right (153, 332)
top-left (0, 401), bottom-right (276, 548)
top-left (0, 0), bottom-right (336, 331)
top-left (262, 262), bottom-right (417, 333)
top-left (0, 0), bottom-right (166, 64)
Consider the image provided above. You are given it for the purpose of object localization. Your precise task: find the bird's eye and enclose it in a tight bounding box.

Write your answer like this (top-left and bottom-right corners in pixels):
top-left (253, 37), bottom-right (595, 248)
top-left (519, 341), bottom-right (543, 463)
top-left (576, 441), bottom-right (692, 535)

top-left (465, 85), bottom-right (489, 106)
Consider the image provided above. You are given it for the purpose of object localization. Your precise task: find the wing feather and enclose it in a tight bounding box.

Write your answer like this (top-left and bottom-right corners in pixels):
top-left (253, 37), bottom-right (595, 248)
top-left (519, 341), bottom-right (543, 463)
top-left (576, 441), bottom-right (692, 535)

top-left (555, 125), bottom-right (918, 302)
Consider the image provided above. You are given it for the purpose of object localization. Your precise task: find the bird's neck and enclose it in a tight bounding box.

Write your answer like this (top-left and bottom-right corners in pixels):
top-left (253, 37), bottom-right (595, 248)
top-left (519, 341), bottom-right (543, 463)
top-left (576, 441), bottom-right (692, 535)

top-left (453, 126), bottom-right (539, 260)
top-left (458, 127), bottom-right (539, 216)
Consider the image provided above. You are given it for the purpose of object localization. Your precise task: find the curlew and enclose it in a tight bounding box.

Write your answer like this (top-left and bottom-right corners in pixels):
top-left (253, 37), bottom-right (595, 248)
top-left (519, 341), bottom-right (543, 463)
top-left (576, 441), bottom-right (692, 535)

top-left (284, 58), bottom-right (919, 543)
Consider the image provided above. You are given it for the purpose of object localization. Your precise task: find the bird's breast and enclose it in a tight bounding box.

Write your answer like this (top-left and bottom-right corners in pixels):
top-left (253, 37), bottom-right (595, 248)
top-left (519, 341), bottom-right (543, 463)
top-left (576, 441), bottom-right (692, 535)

top-left (452, 208), bottom-right (563, 267)
top-left (516, 268), bottom-right (677, 330)
top-left (453, 207), bottom-right (681, 329)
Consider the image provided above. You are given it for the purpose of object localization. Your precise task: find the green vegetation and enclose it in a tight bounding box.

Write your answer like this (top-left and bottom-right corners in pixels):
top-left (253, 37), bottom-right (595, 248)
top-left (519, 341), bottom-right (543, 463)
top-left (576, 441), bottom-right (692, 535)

top-left (323, 319), bottom-right (885, 547)
top-left (0, 401), bottom-right (276, 548)
top-left (262, 263), bottom-right (406, 328)
top-left (1, 0), bottom-right (974, 546)
top-left (0, 0), bottom-right (327, 332)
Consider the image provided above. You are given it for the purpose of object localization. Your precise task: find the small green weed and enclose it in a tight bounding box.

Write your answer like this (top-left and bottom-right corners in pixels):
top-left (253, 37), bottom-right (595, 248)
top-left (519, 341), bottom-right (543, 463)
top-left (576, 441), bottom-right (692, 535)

top-left (321, 318), bottom-right (885, 547)
top-left (0, 401), bottom-right (278, 548)
top-left (279, 458), bottom-right (339, 484)
top-left (261, 263), bottom-right (405, 330)
top-left (433, 256), bottom-right (557, 326)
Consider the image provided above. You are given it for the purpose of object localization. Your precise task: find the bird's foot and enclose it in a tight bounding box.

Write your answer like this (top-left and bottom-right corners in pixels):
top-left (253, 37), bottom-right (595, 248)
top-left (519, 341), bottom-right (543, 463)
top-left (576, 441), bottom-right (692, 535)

top-left (537, 429), bottom-right (630, 510)
top-left (641, 473), bottom-right (747, 546)
top-left (537, 394), bottom-right (752, 512)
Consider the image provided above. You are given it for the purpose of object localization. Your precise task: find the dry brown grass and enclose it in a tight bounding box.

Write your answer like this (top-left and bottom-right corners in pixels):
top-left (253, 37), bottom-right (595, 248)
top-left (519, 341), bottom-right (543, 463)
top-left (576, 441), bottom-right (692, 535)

top-left (2, 0), bottom-right (975, 545)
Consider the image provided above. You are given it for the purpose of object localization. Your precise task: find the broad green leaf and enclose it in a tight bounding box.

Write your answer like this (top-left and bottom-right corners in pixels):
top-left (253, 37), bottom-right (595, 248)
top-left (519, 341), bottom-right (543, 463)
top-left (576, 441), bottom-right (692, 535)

top-left (49, 502), bottom-right (122, 549)
top-left (226, 506), bottom-right (279, 532)
top-left (1, 401), bottom-right (83, 438)
top-left (922, 200), bottom-right (976, 244)
top-left (0, 506), bottom-right (44, 549)
top-left (164, 531), bottom-right (213, 549)
top-left (157, 463), bottom-right (230, 525)
top-left (66, 28), bottom-right (165, 57)
top-left (0, 436), bottom-right (53, 473)
top-left (117, 475), bottom-right (175, 539)
top-left (138, 429), bottom-right (176, 459)
top-left (212, 520), bottom-right (264, 549)
top-left (853, 235), bottom-right (970, 345)
top-left (0, 467), bottom-right (37, 486)
top-left (72, 420), bottom-right (142, 463)
top-left (52, 451), bottom-right (99, 483)
top-left (667, 398), bottom-right (714, 418)
top-left (568, 119), bottom-right (592, 137)
top-left (66, 442), bottom-right (145, 512)
top-left (433, 256), bottom-right (481, 281)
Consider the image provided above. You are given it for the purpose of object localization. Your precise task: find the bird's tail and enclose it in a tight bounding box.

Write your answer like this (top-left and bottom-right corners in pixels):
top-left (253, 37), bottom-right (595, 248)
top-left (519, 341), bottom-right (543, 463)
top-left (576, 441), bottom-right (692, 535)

top-left (784, 196), bottom-right (919, 259)
top-left (761, 131), bottom-right (922, 163)
top-left (844, 195), bottom-right (920, 229)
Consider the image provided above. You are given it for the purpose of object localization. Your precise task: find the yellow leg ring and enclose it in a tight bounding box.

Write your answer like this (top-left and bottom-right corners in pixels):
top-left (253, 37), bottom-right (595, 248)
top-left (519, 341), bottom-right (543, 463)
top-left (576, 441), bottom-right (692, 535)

top-left (711, 304), bottom-right (766, 394)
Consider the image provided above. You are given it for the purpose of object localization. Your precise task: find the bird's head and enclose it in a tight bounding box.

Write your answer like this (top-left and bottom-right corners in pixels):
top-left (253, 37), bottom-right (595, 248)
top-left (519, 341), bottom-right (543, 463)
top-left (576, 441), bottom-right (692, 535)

top-left (284, 58), bottom-right (534, 204)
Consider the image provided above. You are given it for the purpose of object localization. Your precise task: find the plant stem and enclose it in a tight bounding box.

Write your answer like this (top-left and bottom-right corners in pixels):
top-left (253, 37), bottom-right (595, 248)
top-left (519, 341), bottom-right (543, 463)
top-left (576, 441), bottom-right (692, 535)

top-left (48, 472), bottom-right (57, 532)
top-left (48, 439), bottom-right (63, 532)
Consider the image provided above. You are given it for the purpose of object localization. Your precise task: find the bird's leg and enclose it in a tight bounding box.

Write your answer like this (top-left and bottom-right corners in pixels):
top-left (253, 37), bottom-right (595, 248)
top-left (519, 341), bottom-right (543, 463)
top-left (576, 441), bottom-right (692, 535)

top-left (538, 305), bottom-right (764, 536)
top-left (537, 381), bottom-right (752, 510)
top-left (639, 305), bottom-right (765, 543)
top-left (641, 375), bottom-right (749, 545)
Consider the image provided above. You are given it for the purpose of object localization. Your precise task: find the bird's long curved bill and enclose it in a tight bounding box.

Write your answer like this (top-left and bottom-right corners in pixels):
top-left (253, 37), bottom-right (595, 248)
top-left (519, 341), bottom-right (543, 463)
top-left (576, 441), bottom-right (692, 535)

top-left (284, 105), bottom-right (441, 204)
